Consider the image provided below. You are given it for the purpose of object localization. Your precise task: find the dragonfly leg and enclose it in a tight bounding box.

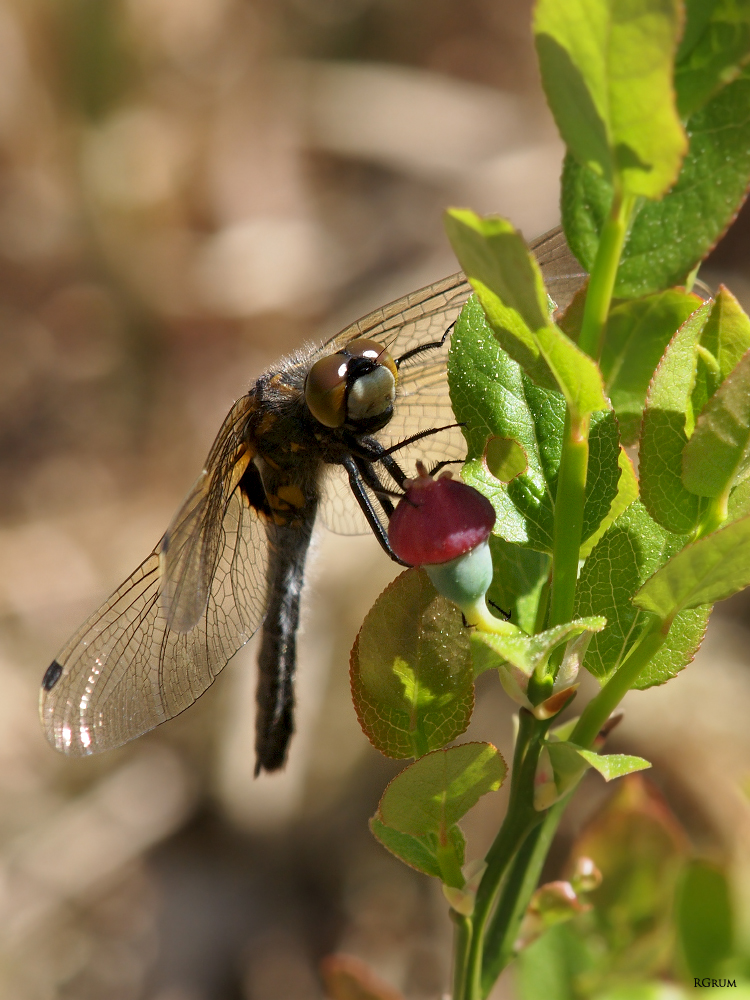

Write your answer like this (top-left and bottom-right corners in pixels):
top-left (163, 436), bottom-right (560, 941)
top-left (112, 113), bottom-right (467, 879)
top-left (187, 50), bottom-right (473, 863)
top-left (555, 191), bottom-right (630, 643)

top-left (342, 455), bottom-right (409, 566)
top-left (394, 320), bottom-right (456, 368)
top-left (355, 426), bottom-right (463, 485)
top-left (354, 456), bottom-right (397, 516)
top-left (425, 458), bottom-right (463, 476)
top-left (349, 436), bottom-right (408, 487)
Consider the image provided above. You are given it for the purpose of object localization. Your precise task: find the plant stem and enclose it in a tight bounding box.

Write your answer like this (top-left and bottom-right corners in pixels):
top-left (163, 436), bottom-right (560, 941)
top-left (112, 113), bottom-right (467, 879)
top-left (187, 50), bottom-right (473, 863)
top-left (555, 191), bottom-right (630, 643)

top-left (571, 615), bottom-right (669, 749)
top-left (577, 190), bottom-right (636, 360)
top-left (695, 491), bottom-right (729, 539)
top-left (480, 796), bottom-right (570, 993)
top-left (463, 712), bottom-right (546, 999)
top-left (457, 179), bottom-right (640, 1000)
top-left (480, 825), bottom-right (541, 987)
top-left (548, 410), bottom-right (589, 635)
top-left (474, 618), bottom-right (670, 997)
top-left (452, 912), bottom-right (473, 1000)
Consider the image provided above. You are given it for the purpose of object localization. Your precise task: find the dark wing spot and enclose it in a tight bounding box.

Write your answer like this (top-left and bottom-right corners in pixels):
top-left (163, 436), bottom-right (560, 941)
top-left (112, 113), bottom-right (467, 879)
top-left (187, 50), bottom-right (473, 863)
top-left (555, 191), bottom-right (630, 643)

top-left (42, 660), bottom-right (63, 691)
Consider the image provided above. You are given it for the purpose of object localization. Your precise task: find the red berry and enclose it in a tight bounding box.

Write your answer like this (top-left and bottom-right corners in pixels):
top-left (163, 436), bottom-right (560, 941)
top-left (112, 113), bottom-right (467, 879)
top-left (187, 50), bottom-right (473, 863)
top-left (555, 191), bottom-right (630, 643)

top-left (388, 467), bottom-right (495, 566)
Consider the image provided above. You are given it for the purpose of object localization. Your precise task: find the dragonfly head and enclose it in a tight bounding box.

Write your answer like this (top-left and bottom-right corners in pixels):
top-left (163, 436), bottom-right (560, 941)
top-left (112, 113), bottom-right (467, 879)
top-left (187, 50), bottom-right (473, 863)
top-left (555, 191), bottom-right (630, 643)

top-left (305, 337), bottom-right (397, 432)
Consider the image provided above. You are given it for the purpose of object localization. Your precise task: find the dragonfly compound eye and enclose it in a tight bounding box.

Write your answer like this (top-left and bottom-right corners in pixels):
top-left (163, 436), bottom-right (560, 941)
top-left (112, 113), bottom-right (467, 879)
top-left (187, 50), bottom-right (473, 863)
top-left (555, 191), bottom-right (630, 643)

top-left (305, 353), bottom-right (349, 427)
top-left (343, 338), bottom-right (397, 378)
top-left (340, 338), bottom-right (397, 427)
top-left (305, 339), bottom-right (398, 429)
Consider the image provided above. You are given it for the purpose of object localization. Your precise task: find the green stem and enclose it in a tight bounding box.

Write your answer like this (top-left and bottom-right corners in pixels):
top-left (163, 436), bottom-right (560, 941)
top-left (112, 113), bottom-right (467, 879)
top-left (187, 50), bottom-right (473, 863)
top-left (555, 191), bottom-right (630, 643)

top-left (571, 615), bottom-right (668, 749)
top-left (456, 185), bottom-right (640, 1000)
top-left (533, 574), bottom-right (552, 634)
top-left (464, 712), bottom-right (546, 999)
top-left (577, 190), bottom-right (637, 360)
top-left (453, 911), bottom-right (473, 1000)
top-left (548, 410), bottom-right (590, 635)
top-left (480, 825), bottom-right (541, 987)
top-left (476, 617), bottom-right (670, 996)
top-left (481, 797), bottom-right (570, 993)
top-left (695, 492), bottom-right (729, 539)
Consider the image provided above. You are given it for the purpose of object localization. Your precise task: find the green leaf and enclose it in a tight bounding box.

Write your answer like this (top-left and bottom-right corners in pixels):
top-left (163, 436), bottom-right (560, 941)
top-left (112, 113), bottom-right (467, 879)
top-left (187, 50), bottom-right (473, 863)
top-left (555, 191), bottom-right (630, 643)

top-left (579, 447), bottom-right (638, 559)
top-left (444, 210), bottom-right (608, 416)
top-left (583, 410), bottom-right (624, 541)
top-left (486, 536), bottom-right (550, 635)
top-left (678, 0), bottom-right (722, 62)
top-left (516, 922), bottom-right (595, 1000)
top-left (369, 817), bottom-right (443, 879)
top-left (676, 860), bottom-right (734, 980)
top-left (633, 605), bottom-right (711, 688)
top-left (600, 290), bottom-right (704, 445)
top-left (374, 745), bottom-right (506, 885)
top-left (692, 286), bottom-right (750, 418)
top-left (575, 748), bottom-right (652, 780)
top-left (568, 776), bottom-right (690, 970)
top-left (675, 0), bottom-right (750, 117)
top-left (377, 743), bottom-right (505, 833)
top-left (350, 569), bottom-right (474, 760)
top-left (728, 474), bottom-right (750, 520)
top-left (472, 616), bottom-right (605, 679)
top-left (378, 743), bottom-right (505, 833)
top-left (576, 501), bottom-right (711, 687)
top-left (369, 816), bottom-right (466, 883)
top-left (640, 303), bottom-right (711, 533)
top-left (444, 211), bottom-right (549, 336)
top-left (534, 0), bottom-right (685, 198)
top-left (683, 347), bottom-right (750, 498)
top-left (544, 740), bottom-right (590, 798)
top-left (562, 71), bottom-right (750, 298)
top-left (449, 296), bottom-right (619, 552)
top-left (485, 435), bottom-right (528, 482)
top-left (450, 295), bottom-right (558, 546)
top-left (634, 515), bottom-right (750, 617)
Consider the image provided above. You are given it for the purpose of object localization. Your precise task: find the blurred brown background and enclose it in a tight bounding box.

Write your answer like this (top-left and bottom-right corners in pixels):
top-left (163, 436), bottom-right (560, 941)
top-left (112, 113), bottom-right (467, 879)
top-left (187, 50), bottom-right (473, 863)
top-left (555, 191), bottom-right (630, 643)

top-left (0, 1), bottom-right (749, 998)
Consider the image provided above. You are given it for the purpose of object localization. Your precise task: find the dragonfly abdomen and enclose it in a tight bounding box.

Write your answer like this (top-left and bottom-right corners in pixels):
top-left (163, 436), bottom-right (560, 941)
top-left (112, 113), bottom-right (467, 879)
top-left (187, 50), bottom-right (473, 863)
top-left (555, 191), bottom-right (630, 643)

top-left (254, 513), bottom-right (316, 774)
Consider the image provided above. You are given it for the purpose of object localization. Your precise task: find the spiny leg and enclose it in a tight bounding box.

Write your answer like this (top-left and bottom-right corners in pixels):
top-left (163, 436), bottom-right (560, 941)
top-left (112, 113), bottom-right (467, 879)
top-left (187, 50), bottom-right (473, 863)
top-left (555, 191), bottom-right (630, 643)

top-left (341, 455), bottom-right (408, 565)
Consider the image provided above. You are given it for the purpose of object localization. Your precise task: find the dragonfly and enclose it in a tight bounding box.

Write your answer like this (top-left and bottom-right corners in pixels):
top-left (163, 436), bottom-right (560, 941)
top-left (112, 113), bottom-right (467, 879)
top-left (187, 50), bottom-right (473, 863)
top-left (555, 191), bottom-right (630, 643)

top-left (40, 226), bottom-right (586, 774)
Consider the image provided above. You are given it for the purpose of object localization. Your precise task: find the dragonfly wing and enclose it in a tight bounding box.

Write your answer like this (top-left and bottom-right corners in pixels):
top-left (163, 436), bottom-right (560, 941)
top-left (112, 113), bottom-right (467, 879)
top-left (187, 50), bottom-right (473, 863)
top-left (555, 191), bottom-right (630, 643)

top-left (160, 396), bottom-right (257, 633)
top-left (318, 463), bottom-right (370, 536)
top-left (529, 226), bottom-right (588, 312)
top-left (40, 398), bottom-right (270, 756)
top-left (317, 226), bottom-right (586, 536)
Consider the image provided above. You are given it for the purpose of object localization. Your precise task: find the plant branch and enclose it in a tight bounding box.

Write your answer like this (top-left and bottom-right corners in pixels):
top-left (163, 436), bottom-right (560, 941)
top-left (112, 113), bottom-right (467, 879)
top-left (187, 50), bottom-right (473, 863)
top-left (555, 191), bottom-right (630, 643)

top-left (548, 410), bottom-right (589, 636)
top-left (480, 795), bottom-right (571, 993)
top-left (464, 711), bottom-right (547, 998)
top-left (577, 190), bottom-right (637, 360)
top-left (452, 912), bottom-right (473, 1000)
top-left (571, 615), bottom-right (669, 749)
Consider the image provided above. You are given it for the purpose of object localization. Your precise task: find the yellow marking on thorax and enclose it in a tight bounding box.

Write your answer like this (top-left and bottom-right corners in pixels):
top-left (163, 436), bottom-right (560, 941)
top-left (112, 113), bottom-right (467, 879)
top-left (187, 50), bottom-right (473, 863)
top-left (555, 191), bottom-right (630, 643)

top-left (256, 412), bottom-right (278, 435)
top-left (276, 485), bottom-right (306, 509)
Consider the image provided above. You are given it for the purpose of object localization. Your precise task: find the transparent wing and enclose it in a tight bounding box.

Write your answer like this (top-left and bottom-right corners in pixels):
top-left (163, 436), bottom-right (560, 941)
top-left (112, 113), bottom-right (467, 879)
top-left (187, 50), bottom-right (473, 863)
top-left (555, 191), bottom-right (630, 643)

top-left (161, 397), bottom-right (256, 633)
top-left (40, 397), bottom-right (270, 756)
top-left (529, 225), bottom-right (588, 313)
top-left (319, 226), bottom-right (586, 535)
